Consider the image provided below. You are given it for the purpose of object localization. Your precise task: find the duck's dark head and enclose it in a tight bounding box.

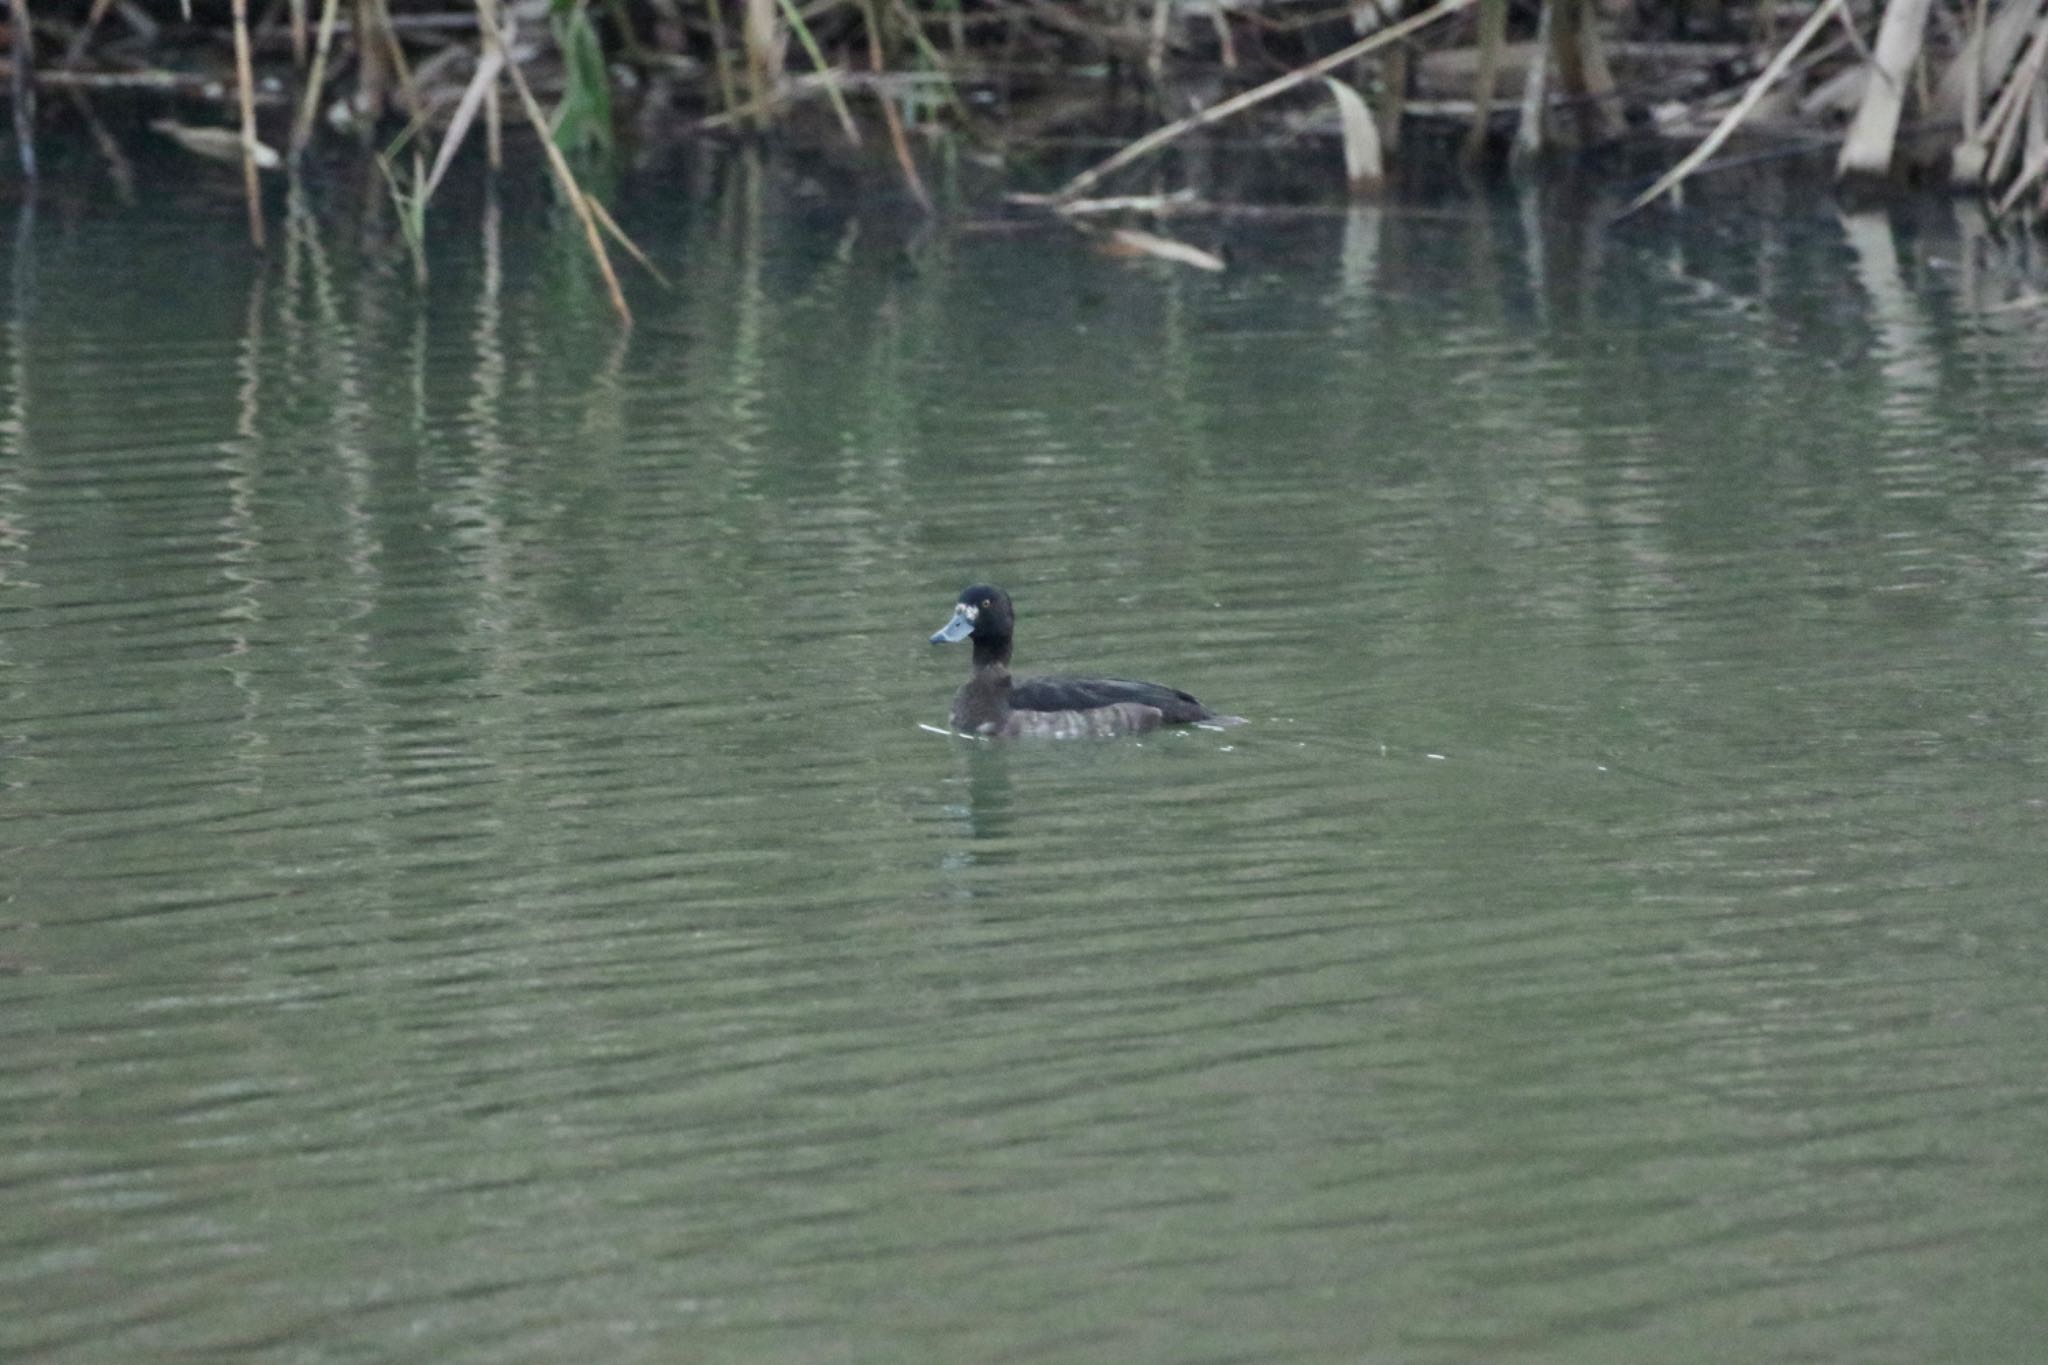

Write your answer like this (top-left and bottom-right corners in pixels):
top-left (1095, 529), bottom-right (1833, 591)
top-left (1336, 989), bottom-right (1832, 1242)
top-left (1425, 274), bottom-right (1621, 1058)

top-left (930, 584), bottom-right (1016, 665)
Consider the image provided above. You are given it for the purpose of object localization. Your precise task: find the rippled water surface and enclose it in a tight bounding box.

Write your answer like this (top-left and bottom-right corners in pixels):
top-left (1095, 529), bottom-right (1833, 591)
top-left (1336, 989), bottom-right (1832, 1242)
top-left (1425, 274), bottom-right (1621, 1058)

top-left (5, 166), bottom-right (2048, 1362)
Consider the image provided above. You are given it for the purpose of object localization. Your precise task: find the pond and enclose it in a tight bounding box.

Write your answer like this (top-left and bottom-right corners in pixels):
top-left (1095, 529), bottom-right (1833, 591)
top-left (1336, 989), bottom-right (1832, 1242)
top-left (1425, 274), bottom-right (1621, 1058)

top-left (4, 154), bottom-right (2048, 1362)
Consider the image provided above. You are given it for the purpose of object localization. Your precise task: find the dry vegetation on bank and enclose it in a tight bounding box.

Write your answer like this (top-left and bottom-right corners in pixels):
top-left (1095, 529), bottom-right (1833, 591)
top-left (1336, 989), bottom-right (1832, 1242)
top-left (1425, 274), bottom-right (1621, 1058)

top-left (4, 0), bottom-right (2045, 314)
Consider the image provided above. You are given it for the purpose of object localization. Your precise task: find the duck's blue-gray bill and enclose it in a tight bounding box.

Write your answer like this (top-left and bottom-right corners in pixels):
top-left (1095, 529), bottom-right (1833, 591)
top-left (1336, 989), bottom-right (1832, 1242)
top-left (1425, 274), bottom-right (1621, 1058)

top-left (930, 607), bottom-right (975, 644)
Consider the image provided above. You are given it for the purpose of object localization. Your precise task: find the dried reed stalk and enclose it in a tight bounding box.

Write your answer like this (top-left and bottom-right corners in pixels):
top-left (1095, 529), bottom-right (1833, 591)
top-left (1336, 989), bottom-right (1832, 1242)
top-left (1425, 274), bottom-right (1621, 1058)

top-left (582, 193), bottom-right (670, 286)
top-left (1958, 0), bottom-right (1989, 159)
top-left (291, 0), bottom-right (342, 155)
top-left (1933, 0), bottom-right (2031, 175)
top-left (480, 0), bottom-right (502, 167)
top-left (1101, 227), bottom-right (1225, 271)
top-left (860, 0), bottom-right (930, 210)
top-left (1836, 0), bottom-right (1934, 180)
top-left (705, 0), bottom-right (740, 116)
top-left (354, 0), bottom-right (387, 128)
top-left (1549, 0), bottom-right (1623, 145)
top-left (887, 0), bottom-right (970, 123)
top-left (422, 38), bottom-right (503, 198)
top-left (373, 2), bottom-right (426, 121)
top-left (744, 0), bottom-right (785, 128)
top-left (1146, 0), bottom-right (1170, 84)
top-left (1982, 15), bottom-right (2048, 187)
top-left (1464, 0), bottom-right (1507, 164)
top-left (1995, 111), bottom-right (2048, 212)
top-left (7, 64), bottom-right (285, 96)
top-left (1512, 0), bottom-right (1554, 164)
top-left (9, 0), bottom-right (35, 179)
top-left (231, 0), bottom-right (266, 247)
top-left (1376, 43), bottom-right (1408, 159)
top-left (776, 0), bottom-right (861, 144)
top-left (1322, 76), bottom-right (1384, 193)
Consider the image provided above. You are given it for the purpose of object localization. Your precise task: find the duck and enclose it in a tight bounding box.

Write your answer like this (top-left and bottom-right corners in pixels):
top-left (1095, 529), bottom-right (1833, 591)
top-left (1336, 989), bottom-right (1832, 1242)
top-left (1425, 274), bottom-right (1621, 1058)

top-left (929, 584), bottom-right (1238, 738)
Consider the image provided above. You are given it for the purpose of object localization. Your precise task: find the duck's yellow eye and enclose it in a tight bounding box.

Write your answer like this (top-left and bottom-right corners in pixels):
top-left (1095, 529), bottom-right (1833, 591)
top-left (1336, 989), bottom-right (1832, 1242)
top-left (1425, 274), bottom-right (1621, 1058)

top-left (980, 598), bottom-right (992, 609)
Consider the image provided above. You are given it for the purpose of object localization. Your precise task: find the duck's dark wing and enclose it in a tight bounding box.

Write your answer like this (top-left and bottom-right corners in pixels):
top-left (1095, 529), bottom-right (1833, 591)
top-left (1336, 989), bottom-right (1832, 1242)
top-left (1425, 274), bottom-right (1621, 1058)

top-left (1011, 674), bottom-right (1213, 724)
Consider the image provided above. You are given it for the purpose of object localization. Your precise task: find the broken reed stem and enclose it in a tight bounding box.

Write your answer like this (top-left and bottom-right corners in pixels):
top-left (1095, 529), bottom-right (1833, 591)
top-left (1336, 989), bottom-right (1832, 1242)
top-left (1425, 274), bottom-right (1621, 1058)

top-left (232, 0), bottom-right (266, 247)
top-left (1033, 0), bottom-right (1480, 204)
top-left (9, 0), bottom-right (35, 180)
top-left (475, 1), bottom-right (633, 326)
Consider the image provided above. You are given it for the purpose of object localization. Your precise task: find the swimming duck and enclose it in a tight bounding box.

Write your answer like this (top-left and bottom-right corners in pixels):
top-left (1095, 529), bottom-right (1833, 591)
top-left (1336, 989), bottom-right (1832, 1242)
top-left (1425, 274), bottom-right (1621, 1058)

top-left (929, 584), bottom-right (1236, 738)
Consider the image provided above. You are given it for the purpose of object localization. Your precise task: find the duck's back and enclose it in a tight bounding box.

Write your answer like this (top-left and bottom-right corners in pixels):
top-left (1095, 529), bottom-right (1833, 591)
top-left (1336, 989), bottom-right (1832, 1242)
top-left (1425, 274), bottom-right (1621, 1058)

top-left (1011, 675), bottom-right (1213, 724)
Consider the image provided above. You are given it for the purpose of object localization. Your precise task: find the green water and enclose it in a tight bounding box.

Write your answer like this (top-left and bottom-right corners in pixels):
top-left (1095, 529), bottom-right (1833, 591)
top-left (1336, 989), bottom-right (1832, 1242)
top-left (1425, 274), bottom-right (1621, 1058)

top-left (4, 164), bottom-right (2048, 1363)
